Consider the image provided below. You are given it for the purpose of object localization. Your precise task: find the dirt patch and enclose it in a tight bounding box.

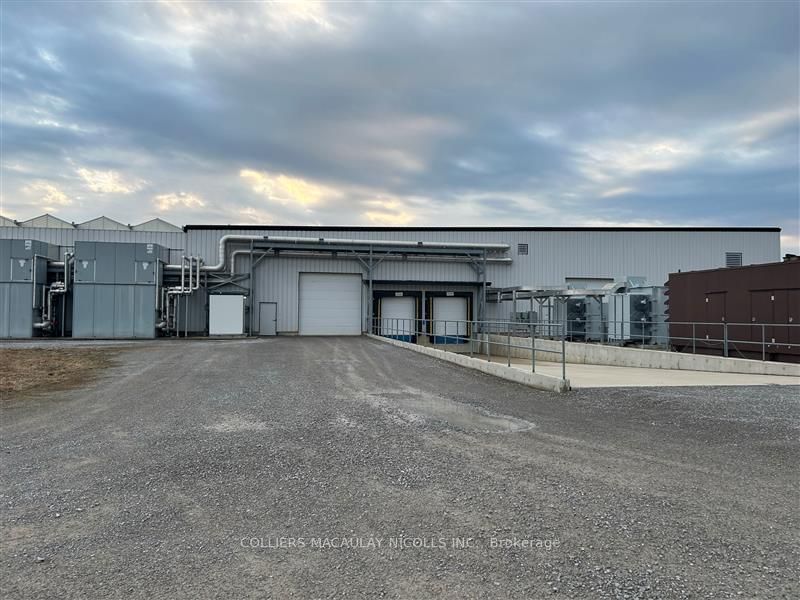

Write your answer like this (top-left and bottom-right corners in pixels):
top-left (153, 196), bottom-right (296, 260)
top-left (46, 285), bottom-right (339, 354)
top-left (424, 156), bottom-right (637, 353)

top-left (0, 347), bottom-right (118, 400)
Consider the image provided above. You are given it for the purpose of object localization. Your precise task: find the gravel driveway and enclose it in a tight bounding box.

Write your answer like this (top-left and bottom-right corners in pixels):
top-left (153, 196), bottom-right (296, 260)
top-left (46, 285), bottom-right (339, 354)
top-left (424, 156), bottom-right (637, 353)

top-left (1, 337), bottom-right (798, 599)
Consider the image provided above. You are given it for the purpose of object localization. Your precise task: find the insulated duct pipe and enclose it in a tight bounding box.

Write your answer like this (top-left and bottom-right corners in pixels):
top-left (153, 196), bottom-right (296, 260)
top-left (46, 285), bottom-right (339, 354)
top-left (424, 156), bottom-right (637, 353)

top-left (257, 235), bottom-right (511, 251)
top-left (229, 248), bottom-right (512, 268)
top-left (164, 234), bottom-right (510, 272)
top-left (194, 255), bottom-right (201, 291)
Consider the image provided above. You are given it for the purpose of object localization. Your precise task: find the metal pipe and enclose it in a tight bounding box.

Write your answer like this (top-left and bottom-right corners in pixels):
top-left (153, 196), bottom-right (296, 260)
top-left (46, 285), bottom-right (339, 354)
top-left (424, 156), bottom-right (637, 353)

top-left (32, 253), bottom-right (42, 308)
top-left (248, 242), bottom-right (254, 336)
top-left (164, 234), bottom-right (511, 273)
top-left (507, 328), bottom-right (511, 367)
top-left (180, 255), bottom-right (186, 293)
top-left (258, 235), bottom-right (510, 251)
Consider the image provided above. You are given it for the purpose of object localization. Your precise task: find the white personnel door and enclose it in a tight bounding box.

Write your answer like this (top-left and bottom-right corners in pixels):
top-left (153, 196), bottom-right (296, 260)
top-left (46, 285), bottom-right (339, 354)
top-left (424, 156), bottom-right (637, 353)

top-left (299, 273), bottom-right (362, 335)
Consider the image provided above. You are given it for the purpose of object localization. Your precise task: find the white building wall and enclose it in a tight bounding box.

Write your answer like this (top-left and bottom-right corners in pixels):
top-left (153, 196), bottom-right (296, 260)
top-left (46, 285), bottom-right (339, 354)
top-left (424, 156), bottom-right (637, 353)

top-left (1, 225), bottom-right (782, 334)
top-left (185, 227), bottom-right (780, 288)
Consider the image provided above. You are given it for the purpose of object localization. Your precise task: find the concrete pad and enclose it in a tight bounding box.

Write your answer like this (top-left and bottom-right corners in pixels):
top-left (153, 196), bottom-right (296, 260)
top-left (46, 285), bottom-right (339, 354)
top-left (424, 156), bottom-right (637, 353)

top-left (475, 355), bottom-right (800, 388)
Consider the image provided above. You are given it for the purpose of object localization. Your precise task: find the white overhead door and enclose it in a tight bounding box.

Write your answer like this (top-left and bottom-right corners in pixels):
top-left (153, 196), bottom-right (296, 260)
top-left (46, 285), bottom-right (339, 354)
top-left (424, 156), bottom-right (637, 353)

top-left (432, 296), bottom-right (467, 343)
top-left (299, 273), bottom-right (362, 335)
top-left (380, 296), bottom-right (415, 340)
top-left (209, 295), bottom-right (245, 335)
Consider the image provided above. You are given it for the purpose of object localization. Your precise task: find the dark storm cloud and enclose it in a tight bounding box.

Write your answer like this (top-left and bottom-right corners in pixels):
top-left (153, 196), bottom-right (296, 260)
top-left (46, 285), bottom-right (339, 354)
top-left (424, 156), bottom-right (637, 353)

top-left (0, 1), bottom-right (797, 248)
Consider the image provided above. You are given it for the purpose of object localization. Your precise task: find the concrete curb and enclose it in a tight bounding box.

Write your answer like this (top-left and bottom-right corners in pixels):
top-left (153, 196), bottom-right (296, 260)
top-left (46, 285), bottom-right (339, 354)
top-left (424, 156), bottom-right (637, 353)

top-left (488, 334), bottom-right (800, 378)
top-left (367, 334), bottom-right (570, 393)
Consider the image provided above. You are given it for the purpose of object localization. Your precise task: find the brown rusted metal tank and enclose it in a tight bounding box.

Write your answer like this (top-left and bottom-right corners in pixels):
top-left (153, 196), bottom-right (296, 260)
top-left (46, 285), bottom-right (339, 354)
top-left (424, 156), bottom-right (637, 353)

top-left (667, 257), bottom-right (800, 363)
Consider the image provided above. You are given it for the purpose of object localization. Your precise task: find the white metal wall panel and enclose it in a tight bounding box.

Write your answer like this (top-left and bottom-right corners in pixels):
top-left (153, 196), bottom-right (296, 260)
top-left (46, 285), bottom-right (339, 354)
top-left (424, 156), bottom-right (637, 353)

top-left (299, 273), bottom-right (362, 335)
top-left (209, 295), bottom-right (245, 335)
top-left (183, 227), bottom-right (780, 292)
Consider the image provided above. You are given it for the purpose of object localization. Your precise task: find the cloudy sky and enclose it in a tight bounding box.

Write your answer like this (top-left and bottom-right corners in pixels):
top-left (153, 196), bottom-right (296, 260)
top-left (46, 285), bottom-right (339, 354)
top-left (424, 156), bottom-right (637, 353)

top-left (1, 1), bottom-right (798, 250)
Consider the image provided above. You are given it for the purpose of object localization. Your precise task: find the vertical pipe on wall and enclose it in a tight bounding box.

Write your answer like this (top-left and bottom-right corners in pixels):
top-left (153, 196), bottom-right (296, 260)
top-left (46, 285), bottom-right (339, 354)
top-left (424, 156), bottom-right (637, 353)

top-left (248, 241), bottom-right (254, 336)
top-left (180, 255), bottom-right (185, 294)
top-left (421, 290), bottom-right (426, 338)
top-left (530, 307), bottom-right (535, 373)
top-left (368, 245), bottom-right (373, 334)
top-left (186, 256), bottom-right (192, 337)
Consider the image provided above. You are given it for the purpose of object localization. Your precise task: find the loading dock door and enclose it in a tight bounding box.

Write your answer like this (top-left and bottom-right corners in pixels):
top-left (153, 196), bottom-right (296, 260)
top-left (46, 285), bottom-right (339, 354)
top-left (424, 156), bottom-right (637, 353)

top-left (380, 296), bottom-right (415, 341)
top-left (299, 273), bottom-right (362, 335)
top-left (258, 302), bottom-right (277, 336)
top-left (432, 296), bottom-right (467, 343)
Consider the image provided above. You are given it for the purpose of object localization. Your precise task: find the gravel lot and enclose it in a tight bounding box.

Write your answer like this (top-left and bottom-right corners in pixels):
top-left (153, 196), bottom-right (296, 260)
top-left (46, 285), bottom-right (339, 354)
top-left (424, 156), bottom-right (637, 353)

top-left (1, 336), bottom-right (798, 599)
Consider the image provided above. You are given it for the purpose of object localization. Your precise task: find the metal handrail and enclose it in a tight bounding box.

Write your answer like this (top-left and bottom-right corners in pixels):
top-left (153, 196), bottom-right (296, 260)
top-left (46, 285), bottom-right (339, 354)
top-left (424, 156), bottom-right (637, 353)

top-left (371, 317), bottom-right (568, 381)
top-left (371, 315), bottom-right (798, 367)
top-left (516, 318), bottom-right (799, 361)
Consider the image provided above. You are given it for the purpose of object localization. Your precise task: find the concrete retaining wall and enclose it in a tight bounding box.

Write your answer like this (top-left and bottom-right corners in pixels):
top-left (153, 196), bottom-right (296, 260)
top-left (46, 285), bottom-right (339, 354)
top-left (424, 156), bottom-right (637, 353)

top-left (367, 334), bottom-right (570, 393)
top-left (487, 334), bottom-right (800, 377)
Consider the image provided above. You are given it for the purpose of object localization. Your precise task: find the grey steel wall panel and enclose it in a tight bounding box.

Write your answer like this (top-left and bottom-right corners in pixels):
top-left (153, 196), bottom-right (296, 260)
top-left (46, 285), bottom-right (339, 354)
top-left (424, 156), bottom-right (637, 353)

top-left (133, 287), bottom-right (157, 338)
top-left (0, 240), bottom-right (10, 281)
top-left (0, 284), bottom-right (9, 337)
top-left (94, 286), bottom-right (116, 338)
top-left (114, 286), bottom-right (135, 337)
top-left (8, 285), bottom-right (33, 338)
top-left (115, 244), bottom-right (136, 284)
top-left (75, 241), bottom-right (96, 260)
top-left (96, 245), bottom-right (116, 283)
top-left (174, 288), bottom-right (207, 335)
top-left (72, 286), bottom-right (94, 338)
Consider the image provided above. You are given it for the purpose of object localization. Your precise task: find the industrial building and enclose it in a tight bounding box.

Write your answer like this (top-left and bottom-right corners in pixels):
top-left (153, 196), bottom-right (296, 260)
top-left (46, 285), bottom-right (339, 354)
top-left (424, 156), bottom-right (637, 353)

top-left (0, 214), bottom-right (782, 341)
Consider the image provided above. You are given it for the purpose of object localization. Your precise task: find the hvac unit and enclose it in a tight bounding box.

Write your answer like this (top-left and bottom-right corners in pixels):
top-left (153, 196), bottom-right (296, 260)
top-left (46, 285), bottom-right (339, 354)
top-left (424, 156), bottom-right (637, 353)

top-left (629, 286), bottom-right (668, 346)
top-left (0, 239), bottom-right (61, 338)
top-left (566, 298), bottom-right (587, 341)
top-left (584, 297), bottom-right (605, 342)
top-left (608, 293), bottom-right (652, 344)
top-left (72, 241), bottom-right (168, 338)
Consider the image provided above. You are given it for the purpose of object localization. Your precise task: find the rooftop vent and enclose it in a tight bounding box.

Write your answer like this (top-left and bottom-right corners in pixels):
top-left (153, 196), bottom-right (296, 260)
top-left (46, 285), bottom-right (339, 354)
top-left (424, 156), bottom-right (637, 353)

top-left (517, 243), bottom-right (529, 256)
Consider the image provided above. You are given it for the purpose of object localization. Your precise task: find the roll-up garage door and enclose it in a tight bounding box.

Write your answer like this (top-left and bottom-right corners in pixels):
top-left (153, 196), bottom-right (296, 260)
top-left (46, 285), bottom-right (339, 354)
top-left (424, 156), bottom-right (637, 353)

top-left (299, 273), bottom-right (362, 335)
top-left (380, 296), bottom-right (415, 341)
top-left (432, 296), bottom-right (467, 343)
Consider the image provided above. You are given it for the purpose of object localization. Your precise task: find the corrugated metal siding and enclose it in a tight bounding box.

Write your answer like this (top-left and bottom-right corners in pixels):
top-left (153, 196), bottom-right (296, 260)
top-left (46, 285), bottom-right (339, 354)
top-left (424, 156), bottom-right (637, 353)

top-left (0, 226), bottom-right (185, 256)
top-left (2, 225), bottom-right (781, 334)
top-left (186, 227), bottom-right (780, 289)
